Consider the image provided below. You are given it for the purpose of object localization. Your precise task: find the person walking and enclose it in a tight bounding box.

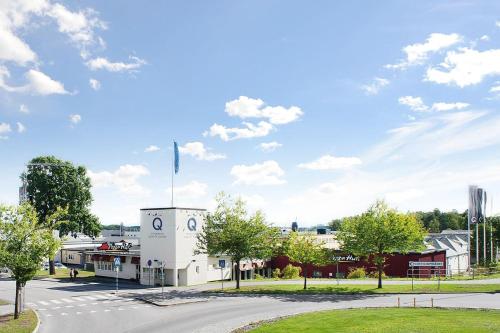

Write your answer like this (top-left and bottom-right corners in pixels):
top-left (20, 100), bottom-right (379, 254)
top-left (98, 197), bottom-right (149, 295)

top-left (74, 269), bottom-right (79, 280)
top-left (69, 268), bottom-right (74, 281)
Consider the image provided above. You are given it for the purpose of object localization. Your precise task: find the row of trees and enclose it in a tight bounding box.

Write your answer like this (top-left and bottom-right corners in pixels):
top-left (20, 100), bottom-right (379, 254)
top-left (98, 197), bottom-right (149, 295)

top-left (197, 196), bottom-right (425, 290)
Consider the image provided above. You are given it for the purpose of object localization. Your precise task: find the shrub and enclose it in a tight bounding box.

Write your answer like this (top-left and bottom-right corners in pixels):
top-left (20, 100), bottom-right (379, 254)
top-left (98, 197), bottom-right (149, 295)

top-left (283, 264), bottom-right (301, 279)
top-left (368, 270), bottom-right (386, 279)
top-left (254, 273), bottom-right (263, 280)
top-left (272, 268), bottom-right (281, 279)
top-left (347, 267), bottom-right (366, 279)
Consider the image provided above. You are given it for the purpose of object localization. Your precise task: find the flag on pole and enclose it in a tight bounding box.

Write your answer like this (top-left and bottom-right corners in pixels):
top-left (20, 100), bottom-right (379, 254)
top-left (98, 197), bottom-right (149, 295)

top-left (174, 141), bottom-right (180, 174)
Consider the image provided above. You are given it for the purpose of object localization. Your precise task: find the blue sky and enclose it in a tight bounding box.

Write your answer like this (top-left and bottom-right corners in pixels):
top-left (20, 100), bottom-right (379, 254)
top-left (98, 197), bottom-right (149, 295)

top-left (2, 1), bottom-right (500, 226)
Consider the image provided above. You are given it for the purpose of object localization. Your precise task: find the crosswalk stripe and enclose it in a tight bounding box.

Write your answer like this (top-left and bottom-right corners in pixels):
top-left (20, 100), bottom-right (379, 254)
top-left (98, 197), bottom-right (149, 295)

top-left (73, 297), bottom-right (87, 302)
top-left (94, 295), bottom-right (108, 299)
top-left (61, 298), bottom-right (74, 303)
top-left (104, 309), bottom-right (111, 312)
top-left (39, 301), bottom-right (49, 306)
top-left (27, 302), bottom-right (37, 307)
top-left (83, 296), bottom-right (96, 301)
top-left (50, 300), bottom-right (62, 304)
top-left (61, 313), bottom-right (68, 316)
top-left (76, 312), bottom-right (82, 315)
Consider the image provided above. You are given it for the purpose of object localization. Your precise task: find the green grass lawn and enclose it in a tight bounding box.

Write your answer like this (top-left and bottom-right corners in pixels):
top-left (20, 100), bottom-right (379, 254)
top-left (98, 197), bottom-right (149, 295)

top-left (0, 310), bottom-right (38, 333)
top-left (215, 283), bottom-right (500, 294)
top-left (35, 268), bottom-right (95, 279)
top-left (249, 308), bottom-right (500, 333)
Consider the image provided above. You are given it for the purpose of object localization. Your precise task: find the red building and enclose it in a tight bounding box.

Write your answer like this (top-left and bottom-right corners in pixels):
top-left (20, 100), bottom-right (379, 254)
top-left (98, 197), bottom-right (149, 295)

top-left (270, 249), bottom-right (447, 278)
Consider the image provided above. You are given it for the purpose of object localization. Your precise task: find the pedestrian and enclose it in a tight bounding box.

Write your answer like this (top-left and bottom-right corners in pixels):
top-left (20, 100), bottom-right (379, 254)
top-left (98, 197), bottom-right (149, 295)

top-left (74, 269), bottom-right (79, 280)
top-left (69, 268), bottom-right (74, 281)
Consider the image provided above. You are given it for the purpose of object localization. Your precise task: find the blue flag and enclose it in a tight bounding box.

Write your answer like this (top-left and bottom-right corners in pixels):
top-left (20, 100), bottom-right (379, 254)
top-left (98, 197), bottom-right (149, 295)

top-left (174, 141), bottom-right (179, 174)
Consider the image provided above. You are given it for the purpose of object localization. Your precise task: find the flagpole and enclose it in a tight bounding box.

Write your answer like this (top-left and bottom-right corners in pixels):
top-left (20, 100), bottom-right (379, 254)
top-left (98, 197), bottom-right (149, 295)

top-left (171, 141), bottom-right (174, 207)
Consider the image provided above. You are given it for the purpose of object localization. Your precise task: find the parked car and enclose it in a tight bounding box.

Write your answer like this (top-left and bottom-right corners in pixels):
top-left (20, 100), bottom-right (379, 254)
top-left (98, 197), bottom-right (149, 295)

top-left (54, 262), bottom-right (66, 269)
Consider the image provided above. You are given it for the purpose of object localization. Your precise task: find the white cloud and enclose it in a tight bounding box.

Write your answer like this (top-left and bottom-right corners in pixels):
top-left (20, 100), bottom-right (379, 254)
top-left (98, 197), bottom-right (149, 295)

top-left (259, 141), bottom-right (283, 152)
top-left (86, 56), bottom-right (146, 72)
top-left (0, 67), bottom-right (68, 95)
top-left (205, 121), bottom-right (273, 141)
top-left (144, 145), bottom-right (160, 153)
top-left (16, 122), bottom-right (25, 133)
top-left (230, 160), bottom-right (286, 186)
top-left (225, 96), bottom-right (303, 125)
top-left (69, 114), bottom-right (81, 124)
top-left (298, 155), bottom-right (362, 170)
top-left (490, 82), bottom-right (500, 95)
top-left (480, 35), bottom-right (490, 42)
top-left (89, 78), bottom-right (101, 90)
top-left (46, 3), bottom-right (107, 56)
top-left (0, 27), bottom-right (37, 65)
top-left (426, 47), bottom-right (500, 87)
top-left (88, 164), bottom-right (150, 196)
top-left (179, 142), bottom-right (226, 161)
top-left (19, 104), bottom-right (29, 114)
top-left (387, 33), bottom-right (461, 69)
top-left (496, 21), bottom-right (500, 28)
top-left (361, 77), bottom-right (390, 95)
top-left (173, 181), bottom-right (208, 198)
top-left (0, 123), bottom-right (12, 135)
top-left (399, 96), bottom-right (469, 112)
top-left (431, 102), bottom-right (469, 111)
top-left (398, 96), bottom-right (428, 112)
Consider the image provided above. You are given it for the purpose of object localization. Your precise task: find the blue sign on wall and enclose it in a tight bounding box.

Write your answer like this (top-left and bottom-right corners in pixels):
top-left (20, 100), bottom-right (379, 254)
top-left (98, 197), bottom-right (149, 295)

top-left (114, 257), bottom-right (121, 267)
top-left (218, 259), bottom-right (226, 268)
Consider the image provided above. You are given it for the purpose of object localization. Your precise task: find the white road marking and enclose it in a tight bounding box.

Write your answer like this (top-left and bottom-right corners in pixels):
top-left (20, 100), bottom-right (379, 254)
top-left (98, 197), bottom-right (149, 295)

top-left (89, 310), bottom-right (97, 313)
top-left (78, 304), bottom-right (87, 307)
top-left (53, 306), bottom-right (61, 310)
top-left (65, 305), bottom-right (74, 308)
top-left (95, 295), bottom-right (108, 299)
top-left (83, 296), bottom-right (96, 301)
top-left (46, 314), bottom-right (53, 317)
top-left (61, 298), bottom-right (74, 303)
top-left (76, 312), bottom-right (82, 315)
top-left (39, 301), bottom-right (49, 306)
top-left (104, 309), bottom-right (111, 312)
top-left (61, 313), bottom-right (68, 316)
top-left (38, 309), bottom-right (47, 311)
top-left (73, 297), bottom-right (87, 302)
top-left (27, 302), bottom-right (37, 307)
top-left (117, 308), bottom-right (124, 311)
top-left (91, 302), bottom-right (98, 305)
top-left (50, 299), bottom-right (62, 304)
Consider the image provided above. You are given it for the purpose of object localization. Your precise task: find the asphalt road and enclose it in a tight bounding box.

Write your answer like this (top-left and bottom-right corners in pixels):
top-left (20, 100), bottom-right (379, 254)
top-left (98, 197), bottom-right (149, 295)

top-left (0, 278), bottom-right (499, 333)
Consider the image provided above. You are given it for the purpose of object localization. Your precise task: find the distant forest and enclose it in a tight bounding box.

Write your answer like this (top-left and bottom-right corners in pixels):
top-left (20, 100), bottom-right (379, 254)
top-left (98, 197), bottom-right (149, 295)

top-left (101, 224), bottom-right (140, 231)
top-left (330, 209), bottom-right (500, 233)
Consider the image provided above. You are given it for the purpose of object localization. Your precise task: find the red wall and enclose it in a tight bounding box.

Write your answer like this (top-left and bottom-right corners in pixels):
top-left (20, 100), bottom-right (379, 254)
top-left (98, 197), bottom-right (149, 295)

top-left (269, 250), bottom-right (447, 278)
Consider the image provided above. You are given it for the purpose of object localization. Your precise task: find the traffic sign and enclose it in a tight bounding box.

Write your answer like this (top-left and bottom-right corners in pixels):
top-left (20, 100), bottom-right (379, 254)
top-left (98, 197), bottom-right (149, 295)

top-left (147, 259), bottom-right (152, 267)
top-left (409, 261), bottom-right (443, 267)
top-left (218, 259), bottom-right (226, 268)
top-left (114, 257), bottom-right (121, 267)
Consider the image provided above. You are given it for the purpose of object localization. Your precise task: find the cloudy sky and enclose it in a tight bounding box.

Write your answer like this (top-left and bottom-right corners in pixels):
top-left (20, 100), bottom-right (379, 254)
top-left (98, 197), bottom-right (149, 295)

top-left (1, 1), bottom-right (500, 226)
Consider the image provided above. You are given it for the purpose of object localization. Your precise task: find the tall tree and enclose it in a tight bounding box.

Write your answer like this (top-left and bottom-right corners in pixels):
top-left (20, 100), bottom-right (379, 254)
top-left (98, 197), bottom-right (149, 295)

top-left (22, 156), bottom-right (101, 274)
top-left (0, 204), bottom-right (59, 319)
top-left (338, 200), bottom-right (426, 288)
top-left (284, 232), bottom-right (328, 289)
top-left (196, 193), bottom-right (279, 289)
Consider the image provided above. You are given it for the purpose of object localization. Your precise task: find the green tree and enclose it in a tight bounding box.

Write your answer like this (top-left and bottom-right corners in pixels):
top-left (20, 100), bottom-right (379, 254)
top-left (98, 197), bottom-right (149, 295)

top-left (196, 193), bottom-right (279, 289)
top-left (338, 200), bottom-right (426, 288)
top-left (0, 204), bottom-right (59, 319)
top-left (23, 156), bottom-right (101, 274)
top-left (284, 232), bottom-right (328, 289)
top-left (329, 219), bottom-right (342, 231)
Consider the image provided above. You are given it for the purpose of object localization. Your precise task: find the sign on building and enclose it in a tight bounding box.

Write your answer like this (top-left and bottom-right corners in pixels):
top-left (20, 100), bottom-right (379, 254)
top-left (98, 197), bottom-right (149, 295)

top-left (409, 261), bottom-right (443, 267)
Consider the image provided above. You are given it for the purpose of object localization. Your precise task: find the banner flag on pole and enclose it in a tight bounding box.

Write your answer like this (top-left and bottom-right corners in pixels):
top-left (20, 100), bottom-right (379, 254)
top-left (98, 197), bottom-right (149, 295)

top-left (174, 141), bottom-right (180, 174)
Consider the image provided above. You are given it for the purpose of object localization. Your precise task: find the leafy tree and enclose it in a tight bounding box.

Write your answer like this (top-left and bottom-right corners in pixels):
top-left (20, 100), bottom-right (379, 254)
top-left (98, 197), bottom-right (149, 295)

top-left (329, 219), bottom-right (342, 231)
top-left (338, 200), bottom-right (426, 288)
top-left (284, 232), bottom-right (328, 289)
top-left (196, 193), bottom-right (279, 289)
top-left (0, 204), bottom-right (59, 319)
top-left (22, 156), bottom-right (101, 274)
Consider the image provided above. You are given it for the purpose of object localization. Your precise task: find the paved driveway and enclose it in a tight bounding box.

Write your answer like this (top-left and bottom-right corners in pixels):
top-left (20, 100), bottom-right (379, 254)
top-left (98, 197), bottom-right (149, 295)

top-left (0, 278), bottom-right (499, 333)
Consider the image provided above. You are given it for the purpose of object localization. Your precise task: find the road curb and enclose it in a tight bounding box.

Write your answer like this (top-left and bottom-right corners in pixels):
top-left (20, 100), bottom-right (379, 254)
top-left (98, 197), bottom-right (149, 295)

top-left (32, 308), bottom-right (40, 333)
top-left (139, 297), bottom-right (211, 307)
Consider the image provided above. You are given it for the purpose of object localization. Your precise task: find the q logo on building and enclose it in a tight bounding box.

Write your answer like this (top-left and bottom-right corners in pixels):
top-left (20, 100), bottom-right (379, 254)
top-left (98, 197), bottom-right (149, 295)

top-left (152, 217), bottom-right (163, 231)
top-left (187, 218), bottom-right (197, 231)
